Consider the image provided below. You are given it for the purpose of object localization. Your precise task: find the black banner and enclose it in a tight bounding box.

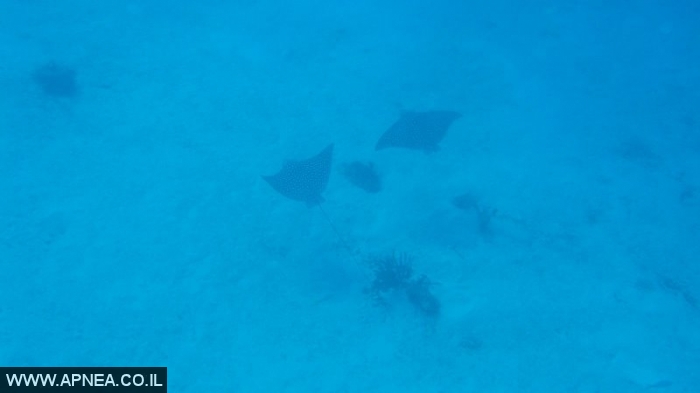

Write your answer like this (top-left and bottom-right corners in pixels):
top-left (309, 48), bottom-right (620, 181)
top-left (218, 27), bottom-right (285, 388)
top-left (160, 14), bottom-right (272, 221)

top-left (0, 368), bottom-right (167, 392)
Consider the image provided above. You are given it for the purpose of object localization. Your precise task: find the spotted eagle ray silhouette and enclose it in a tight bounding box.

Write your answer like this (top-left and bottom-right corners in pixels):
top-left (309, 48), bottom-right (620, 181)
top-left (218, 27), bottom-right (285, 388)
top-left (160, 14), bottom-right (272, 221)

top-left (263, 143), bottom-right (353, 252)
top-left (375, 110), bottom-right (461, 153)
top-left (263, 144), bottom-right (334, 207)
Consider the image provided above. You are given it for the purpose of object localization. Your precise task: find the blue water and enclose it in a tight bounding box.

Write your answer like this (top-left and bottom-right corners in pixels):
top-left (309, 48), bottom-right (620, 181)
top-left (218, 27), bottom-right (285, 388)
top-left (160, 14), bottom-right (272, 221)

top-left (1, 1), bottom-right (699, 391)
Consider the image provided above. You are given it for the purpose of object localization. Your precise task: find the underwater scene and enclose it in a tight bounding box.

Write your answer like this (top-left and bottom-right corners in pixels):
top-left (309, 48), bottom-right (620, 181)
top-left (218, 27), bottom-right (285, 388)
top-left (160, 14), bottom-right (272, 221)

top-left (1, 0), bottom-right (699, 391)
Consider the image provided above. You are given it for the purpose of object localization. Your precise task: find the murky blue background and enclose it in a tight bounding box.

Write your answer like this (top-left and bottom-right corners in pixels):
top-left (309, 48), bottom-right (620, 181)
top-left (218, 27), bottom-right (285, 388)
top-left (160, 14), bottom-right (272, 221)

top-left (1, 1), bottom-right (699, 391)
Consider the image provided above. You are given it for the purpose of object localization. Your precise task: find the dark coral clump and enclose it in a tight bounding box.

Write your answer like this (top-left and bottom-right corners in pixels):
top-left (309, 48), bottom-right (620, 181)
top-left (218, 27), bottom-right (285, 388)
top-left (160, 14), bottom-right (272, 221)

top-left (406, 275), bottom-right (440, 317)
top-left (367, 252), bottom-right (414, 294)
top-left (341, 161), bottom-right (382, 193)
top-left (366, 252), bottom-right (440, 317)
top-left (32, 62), bottom-right (79, 98)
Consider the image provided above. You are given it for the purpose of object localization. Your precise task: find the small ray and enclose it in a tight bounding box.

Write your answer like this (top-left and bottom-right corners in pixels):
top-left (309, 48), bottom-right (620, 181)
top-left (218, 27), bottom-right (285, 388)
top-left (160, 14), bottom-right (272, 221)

top-left (375, 110), bottom-right (461, 153)
top-left (263, 144), bottom-right (355, 253)
top-left (263, 144), bottom-right (334, 207)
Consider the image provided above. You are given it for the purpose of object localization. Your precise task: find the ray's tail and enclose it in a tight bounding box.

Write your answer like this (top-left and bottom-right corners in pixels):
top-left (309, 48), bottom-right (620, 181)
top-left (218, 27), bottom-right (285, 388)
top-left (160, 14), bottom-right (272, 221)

top-left (318, 204), bottom-right (355, 254)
